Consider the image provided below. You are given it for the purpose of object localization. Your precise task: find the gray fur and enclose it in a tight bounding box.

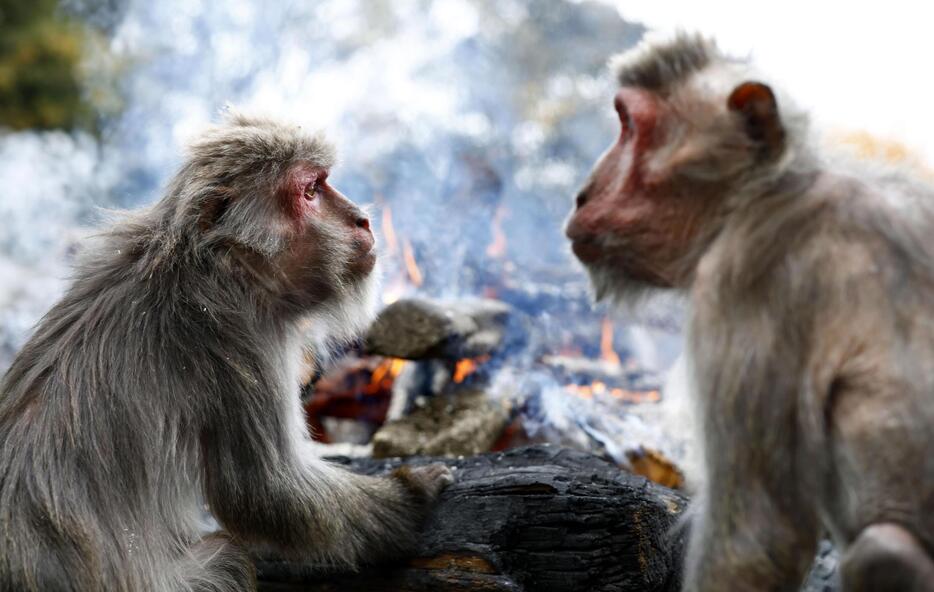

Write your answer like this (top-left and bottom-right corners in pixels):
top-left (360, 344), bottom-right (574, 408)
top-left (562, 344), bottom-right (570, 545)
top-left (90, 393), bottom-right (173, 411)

top-left (572, 34), bottom-right (934, 590)
top-left (612, 32), bottom-right (719, 94)
top-left (0, 112), bottom-right (450, 591)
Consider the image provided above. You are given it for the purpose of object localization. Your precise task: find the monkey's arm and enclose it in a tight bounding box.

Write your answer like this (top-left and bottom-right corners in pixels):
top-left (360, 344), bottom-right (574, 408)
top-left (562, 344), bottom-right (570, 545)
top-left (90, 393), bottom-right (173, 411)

top-left (684, 284), bottom-right (823, 591)
top-left (201, 391), bottom-right (450, 568)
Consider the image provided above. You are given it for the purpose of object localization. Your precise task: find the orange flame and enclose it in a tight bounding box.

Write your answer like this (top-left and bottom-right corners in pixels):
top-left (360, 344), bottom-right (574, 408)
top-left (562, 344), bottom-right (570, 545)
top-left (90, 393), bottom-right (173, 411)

top-left (565, 383), bottom-right (594, 399)
top-left (611, 388), bottom-right (660, 403)
top-left (365, 358), bottom-right (407, 395)
top-left (402, 239), bottom-right (423, 286)
top-left (564, 383), bottom-right (660, 404)
top-left (486, 205), bottom-right (508, 258)
top-left (381, 205), bottom-right (399, 254)
top-left (600, 317), bottom-right (621, 366)
top-left (378, 204), bottom-right (413, 304)
top-left (452, 355), bottom-right (490, 383)
top-left (453, 359), bottom-right (478, 383)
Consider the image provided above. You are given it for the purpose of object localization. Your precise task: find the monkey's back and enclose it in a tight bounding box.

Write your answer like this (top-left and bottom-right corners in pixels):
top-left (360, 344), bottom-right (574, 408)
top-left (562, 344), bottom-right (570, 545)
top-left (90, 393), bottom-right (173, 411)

top-left (817, 165), bottom-right (934, 549)
top-left (691, 160), bottom-right (934, 550)
top-left (0, 246), bottom-right (210, 591)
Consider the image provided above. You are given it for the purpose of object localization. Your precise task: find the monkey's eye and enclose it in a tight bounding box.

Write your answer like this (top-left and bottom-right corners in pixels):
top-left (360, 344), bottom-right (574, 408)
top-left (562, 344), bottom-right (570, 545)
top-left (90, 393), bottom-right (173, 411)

top-left (303, 181), bottom-right (319, 201)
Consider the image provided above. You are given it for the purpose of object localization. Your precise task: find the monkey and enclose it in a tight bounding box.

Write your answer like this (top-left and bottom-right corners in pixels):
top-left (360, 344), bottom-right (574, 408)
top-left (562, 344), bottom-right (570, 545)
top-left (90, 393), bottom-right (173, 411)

top-left (566, 33), bottom-right (934, 591)
top-left (0, 112), bottom-right (453, 592)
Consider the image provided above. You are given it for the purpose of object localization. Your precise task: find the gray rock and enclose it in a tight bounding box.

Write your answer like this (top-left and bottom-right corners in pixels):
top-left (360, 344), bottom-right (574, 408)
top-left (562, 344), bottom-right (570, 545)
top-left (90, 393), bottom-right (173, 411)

top-left (371, 388), bottom-right (510, 458)
top-left (365, 298), bottom-right (516, 360)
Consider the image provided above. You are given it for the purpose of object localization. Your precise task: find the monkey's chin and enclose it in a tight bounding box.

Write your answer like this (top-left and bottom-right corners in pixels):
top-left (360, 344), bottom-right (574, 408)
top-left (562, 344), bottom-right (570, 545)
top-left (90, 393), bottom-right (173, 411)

top-left (583, 263), bottom-right (657, 310)
top-left (570, 239), bottom-right (603, 264)
top-left (305, 264), bottom-right (381, 366)
top-left (357, 250), bottom-right (377, 274)
top-left (570, 241), bottom-right (651, 306)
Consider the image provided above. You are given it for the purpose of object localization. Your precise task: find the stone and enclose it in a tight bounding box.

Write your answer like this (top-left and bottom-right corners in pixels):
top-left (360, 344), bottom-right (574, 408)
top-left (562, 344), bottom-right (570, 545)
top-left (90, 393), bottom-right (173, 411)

top-left (365, 298), bottom-right (518, 360)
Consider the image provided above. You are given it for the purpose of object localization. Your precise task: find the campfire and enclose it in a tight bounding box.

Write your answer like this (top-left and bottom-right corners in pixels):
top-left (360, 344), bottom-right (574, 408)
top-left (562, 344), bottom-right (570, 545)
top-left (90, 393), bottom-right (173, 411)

top-left (302, 202), bottom-right (683, 486)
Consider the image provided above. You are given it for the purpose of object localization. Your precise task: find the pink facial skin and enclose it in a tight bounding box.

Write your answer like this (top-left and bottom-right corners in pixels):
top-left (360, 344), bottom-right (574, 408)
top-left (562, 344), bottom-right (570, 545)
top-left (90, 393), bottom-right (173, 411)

top-left (565, 87), bottom-right (703, 288)
top-left (282, 165), bottom-right (325, 221)
top-left (280, 163), bottom-right (376, 276)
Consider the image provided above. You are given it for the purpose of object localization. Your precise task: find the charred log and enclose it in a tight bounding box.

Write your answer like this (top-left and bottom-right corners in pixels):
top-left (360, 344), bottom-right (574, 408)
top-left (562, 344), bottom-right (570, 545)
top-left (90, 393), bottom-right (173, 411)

top-left (254, 445), bottom-right (840, 591)
top-left (256, 445), bottom-right (688, 592)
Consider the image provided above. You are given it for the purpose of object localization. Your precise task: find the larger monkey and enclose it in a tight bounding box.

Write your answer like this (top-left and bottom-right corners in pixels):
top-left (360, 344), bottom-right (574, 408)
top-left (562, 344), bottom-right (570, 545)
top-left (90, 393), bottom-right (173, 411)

top-left (0, 113), bottom-right (452, 591)
top-left (566, 34), bottom-right (934, 591)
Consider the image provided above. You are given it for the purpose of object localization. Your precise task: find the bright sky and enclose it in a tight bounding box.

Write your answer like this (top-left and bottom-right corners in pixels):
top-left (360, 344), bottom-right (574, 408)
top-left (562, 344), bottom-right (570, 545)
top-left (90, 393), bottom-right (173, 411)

top-left (603, 0), bottom-right (934, 162)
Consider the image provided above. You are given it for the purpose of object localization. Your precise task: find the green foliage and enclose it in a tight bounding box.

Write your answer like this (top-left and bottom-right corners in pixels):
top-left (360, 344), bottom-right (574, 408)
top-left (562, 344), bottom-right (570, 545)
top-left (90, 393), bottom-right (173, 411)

top-left (0, 0), bottom-right (95, 130)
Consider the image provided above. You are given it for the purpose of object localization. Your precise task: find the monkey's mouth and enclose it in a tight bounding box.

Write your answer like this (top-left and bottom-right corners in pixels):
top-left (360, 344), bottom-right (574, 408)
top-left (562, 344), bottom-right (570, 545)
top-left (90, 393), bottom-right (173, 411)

top-left (355, 248), bottom-right (377, 274)
top-left (570, 238), bottom-right (603, 264)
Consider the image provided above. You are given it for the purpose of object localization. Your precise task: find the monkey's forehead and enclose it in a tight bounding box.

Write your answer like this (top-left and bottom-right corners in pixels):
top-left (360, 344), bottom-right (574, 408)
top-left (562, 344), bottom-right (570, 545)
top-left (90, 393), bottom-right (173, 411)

top-left (610, 32), bottom-right (725, 92)
top-left (190, 112), bottom-right (338, 170)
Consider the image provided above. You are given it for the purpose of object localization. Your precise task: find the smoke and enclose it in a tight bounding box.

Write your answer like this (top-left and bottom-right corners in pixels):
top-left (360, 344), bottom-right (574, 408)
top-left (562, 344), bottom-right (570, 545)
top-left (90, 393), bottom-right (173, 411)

top-left (0, 1), bottom-right (682, 405)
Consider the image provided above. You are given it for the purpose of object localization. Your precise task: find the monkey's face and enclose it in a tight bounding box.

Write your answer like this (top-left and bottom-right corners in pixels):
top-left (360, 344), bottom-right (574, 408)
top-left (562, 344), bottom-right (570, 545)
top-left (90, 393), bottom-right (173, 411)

top-left (565, 87), bottom-right (709, 299)
top-left (274, 162), bottom-right (377, 305)
top-left (566, 76), bottom-right (784, 302)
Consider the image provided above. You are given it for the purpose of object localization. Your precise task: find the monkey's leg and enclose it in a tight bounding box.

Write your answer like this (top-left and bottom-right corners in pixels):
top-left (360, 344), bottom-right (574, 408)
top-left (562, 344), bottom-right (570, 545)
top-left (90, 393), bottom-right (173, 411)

top-left (176, 532), bottom-right (256, 592)
top-left (840, 523), bottom-right (934, 592)
top-left (685, 498), bottom-right (817, 592)
top-left (684, 474), bottom-right (818, 591)
top-left (827, 379), bottom-right (934, 591)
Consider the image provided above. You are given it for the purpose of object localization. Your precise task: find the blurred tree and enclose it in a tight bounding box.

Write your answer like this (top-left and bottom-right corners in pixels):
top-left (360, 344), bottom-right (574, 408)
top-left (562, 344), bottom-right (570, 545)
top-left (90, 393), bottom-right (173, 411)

top-left (0, 0), bottom-right (95, 130)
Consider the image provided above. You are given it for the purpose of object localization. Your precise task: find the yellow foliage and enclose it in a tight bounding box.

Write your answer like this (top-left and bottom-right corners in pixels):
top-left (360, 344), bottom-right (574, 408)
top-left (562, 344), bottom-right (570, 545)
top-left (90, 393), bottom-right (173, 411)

top-left (0, 0), bottom-right (97, 130)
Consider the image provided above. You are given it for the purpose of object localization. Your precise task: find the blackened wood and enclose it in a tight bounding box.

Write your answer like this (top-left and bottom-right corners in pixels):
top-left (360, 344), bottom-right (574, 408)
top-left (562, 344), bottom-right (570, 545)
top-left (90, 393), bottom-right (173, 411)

top-left (256, 445), bottom-right (688, 592)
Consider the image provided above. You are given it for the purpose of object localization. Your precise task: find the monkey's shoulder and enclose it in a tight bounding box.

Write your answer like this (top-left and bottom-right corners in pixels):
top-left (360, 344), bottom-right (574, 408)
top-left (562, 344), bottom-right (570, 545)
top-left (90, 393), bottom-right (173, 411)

top-left (694, 178), bottom-right (925, 313)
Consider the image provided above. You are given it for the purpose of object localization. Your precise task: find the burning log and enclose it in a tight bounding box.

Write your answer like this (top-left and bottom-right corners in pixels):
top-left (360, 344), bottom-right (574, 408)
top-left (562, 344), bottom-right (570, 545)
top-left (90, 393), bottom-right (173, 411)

top-left (256, 445), bottom-right (689, 592)
top-left (303, 356), bottom-right (405, 443)
top-left (365, 298), bottom-right (521, 360)
top-left (625, 446), bottom-right (685, 490)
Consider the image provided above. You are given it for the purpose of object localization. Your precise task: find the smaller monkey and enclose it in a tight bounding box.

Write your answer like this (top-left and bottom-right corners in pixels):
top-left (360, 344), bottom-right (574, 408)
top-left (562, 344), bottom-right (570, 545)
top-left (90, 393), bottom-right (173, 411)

top-left (0, 112), bottom-right (452, 592)
top-left (566, 33), bottom-right (934, 591)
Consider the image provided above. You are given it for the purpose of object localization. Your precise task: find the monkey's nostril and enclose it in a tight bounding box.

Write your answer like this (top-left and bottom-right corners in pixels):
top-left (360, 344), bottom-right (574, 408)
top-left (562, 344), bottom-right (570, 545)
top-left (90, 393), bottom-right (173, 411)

top-left (356, 217), bottom-right (370, 230)
top-left (575, 191), bottom-right (589, 210)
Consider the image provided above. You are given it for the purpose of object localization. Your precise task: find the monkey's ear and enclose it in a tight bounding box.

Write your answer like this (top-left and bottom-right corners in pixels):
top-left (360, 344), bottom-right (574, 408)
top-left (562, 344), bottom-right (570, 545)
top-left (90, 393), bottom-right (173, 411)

top-left (727, 81), bottom-right (785, 156)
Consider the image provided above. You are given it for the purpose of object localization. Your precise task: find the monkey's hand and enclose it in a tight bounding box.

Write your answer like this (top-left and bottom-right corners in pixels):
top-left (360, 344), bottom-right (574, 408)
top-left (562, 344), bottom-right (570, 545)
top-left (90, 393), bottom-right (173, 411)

top-left (237, 462), bottom-right (455, 569)
top-left (325, 463), bottom-right (454, 566)
top-left (391, 463), bottom-right (455, 501)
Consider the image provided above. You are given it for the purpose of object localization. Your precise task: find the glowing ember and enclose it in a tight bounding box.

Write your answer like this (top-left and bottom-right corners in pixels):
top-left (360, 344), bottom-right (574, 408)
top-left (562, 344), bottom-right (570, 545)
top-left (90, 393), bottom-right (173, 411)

top-left (453, 355), bottom-right (490, 383)
top-left (381, 204), bottom-right (399, 254)
top-left (565, 383), bottom-right (594, 399)
top-left (611, 388), bottom-right (660, 404)
top-left (565, 383), bottom-right (660, 404)
top-left (402, 239), bottom-right (423, 286)
top-left (600, 317), bottom-right (621, 366)
top-left (486, 205), bottom-right (508, 258)
top-left (365, 358), bottom-right (407, 395)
